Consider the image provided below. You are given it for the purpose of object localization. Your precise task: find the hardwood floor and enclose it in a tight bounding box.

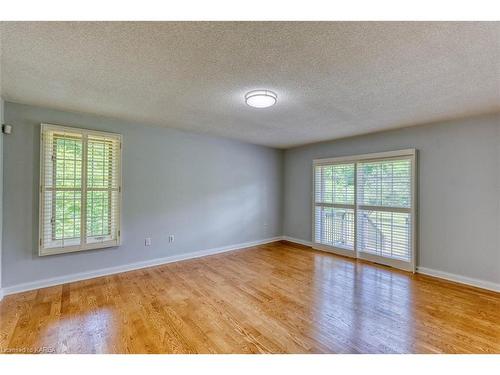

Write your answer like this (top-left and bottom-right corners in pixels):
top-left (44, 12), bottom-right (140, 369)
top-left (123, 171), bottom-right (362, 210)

top-left (1, 241), bottom-right (499, 354)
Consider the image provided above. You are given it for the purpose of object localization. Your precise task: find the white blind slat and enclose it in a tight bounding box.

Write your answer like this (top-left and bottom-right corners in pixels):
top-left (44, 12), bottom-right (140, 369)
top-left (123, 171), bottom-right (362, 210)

top-left (314, 163), bottom-right (355, 250)
top-left (39, 124), bottom-right (122, 255)
top-left (357, 158), bottom-right (412, 261)
top-left (313, 153), bottom-right (414, 270)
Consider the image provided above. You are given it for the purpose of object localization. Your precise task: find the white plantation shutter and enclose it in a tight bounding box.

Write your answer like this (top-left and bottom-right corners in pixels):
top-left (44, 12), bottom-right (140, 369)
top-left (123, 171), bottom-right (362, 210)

top-left (314, 163), bottom-right (355, 252)
top-left (357, 158), bottom-right (412, 262)
top-left (39, 124), bottom-right (122, 256)
top-left (313, 150), bottom-right (416, 271)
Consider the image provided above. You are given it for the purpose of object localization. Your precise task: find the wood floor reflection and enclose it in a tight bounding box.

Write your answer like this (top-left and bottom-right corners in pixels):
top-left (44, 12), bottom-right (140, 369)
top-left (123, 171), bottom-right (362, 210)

top-left (1, 241), bottom-right (499, 353)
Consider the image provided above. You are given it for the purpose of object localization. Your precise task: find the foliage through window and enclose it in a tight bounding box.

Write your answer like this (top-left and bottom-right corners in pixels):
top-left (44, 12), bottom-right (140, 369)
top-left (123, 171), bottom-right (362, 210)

top-left (313, 151), bottom-right (416, 272)
top-left (39, 124), bottom-right (122, 255)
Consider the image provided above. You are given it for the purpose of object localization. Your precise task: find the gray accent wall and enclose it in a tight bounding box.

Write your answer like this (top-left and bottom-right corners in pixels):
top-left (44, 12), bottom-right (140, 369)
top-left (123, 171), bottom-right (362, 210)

top-left (0, 98), bottom-right (3, 293)
top-left (2, 101), bottom-right (499, 290)
top-left (283, 114), bottom-right (500, 285)
top-left (2, 102), bottom-right (283, 287)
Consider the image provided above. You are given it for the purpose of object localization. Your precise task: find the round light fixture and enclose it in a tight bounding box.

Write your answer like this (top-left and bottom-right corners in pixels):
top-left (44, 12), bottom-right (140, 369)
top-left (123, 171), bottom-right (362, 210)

top-left (245, 90), bottom-right (277, 108)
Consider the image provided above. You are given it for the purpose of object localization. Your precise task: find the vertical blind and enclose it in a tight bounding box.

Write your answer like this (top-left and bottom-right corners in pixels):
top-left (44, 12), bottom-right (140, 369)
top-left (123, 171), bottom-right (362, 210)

top-left (313, 151), bottom-right (415, 271)
top-left (39, 124), bottom-right (122, 255)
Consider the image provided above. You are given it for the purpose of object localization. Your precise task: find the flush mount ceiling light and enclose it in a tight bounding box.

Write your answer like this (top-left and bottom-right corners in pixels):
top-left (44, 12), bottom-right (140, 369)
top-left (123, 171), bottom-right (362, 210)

top-left (245, 90), bottom-right (277, 108)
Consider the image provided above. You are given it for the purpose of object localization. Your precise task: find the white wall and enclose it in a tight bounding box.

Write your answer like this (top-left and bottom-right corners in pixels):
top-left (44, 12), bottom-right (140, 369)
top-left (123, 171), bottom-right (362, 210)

top-left (283, 114), bottom-right (500, 287)
top-left (2, 102), bottom-right (283, 288)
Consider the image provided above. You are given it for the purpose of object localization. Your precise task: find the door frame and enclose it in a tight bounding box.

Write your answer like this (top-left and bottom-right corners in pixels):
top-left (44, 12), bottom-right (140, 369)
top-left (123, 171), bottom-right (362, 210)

top-left (311, 149), bottom-right (418, 272)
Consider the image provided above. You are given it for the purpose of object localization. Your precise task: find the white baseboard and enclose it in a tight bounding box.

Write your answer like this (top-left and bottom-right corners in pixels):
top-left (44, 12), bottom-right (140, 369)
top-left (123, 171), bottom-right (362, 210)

top-left (2, 236), bottom-right (282, 297)
top-left (417, 267), bottom-right (500, 293)
top-left (3, 236), bottom-right (498, 297)
top-left (281, 236), bottom-right (312, 247)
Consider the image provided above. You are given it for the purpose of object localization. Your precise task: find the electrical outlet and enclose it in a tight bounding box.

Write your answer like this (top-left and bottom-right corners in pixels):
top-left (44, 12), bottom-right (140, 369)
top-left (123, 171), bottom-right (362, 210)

top-left (145, 237), bottom-right (152, 246)
top-left (168, 235), bottom-right (175, 243)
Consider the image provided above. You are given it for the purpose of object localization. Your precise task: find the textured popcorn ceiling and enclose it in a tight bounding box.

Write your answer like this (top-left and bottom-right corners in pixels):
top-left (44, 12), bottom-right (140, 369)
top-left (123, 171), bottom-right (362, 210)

top-left (1, 22), bottom-right (499, 148)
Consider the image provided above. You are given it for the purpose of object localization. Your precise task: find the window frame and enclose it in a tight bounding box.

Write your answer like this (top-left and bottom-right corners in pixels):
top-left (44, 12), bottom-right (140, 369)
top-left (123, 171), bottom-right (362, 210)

top-left (312, 149), bottom-right (417, 272)
top-left (39, 123), bottom-right (123, 256)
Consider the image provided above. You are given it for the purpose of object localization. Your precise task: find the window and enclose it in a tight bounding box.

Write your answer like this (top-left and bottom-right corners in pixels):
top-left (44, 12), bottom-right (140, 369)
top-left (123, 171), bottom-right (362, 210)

top-left (314, 163), bottom-right (355, 255)
top-left (39, 124), bottom-right (122, 256)
top-left (313, 150), bottom-right (416, 271)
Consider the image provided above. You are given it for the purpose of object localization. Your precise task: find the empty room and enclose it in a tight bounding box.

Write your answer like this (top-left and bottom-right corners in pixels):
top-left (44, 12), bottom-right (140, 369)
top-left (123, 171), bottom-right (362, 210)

top-left (0, 6), bottom-right (499, 365)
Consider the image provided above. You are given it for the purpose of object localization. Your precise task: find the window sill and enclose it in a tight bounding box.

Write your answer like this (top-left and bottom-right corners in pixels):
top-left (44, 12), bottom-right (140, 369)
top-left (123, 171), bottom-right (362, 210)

top-left (39, 239), bottom-right (120, 256)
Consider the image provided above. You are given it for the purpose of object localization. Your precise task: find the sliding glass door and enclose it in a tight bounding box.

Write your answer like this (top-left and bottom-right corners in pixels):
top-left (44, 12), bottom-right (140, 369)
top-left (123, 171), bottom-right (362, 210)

top-left (314, 163), bottom-right (355, 257)
top-left (313, 150), bottom-right (416, 271)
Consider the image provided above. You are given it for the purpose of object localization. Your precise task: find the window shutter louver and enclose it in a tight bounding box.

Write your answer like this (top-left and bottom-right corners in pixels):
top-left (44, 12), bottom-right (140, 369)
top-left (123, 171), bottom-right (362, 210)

top-left (313, 150), bottom-right (416, 271)
top-left (314, 163), bottom-right (355, 251)
top-left (357, 158), bottom-right (412, 262)
top-left (39, 124), bottom-right (122, 256)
